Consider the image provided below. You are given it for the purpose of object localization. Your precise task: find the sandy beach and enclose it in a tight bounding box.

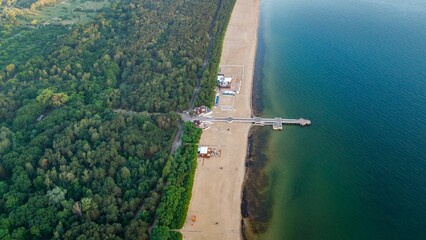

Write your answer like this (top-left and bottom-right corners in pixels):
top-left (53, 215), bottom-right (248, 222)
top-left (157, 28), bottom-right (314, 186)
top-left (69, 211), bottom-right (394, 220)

top-left (182, 0), bottom-right (260, 239)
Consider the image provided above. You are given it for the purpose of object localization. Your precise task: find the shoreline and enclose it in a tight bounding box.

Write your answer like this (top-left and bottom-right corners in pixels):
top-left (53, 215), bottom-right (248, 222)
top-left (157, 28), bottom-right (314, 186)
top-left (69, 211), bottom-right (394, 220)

top-left (182, 0), bottom-right (261, 239)
top-left (241, 8), bottom-right (274, 239)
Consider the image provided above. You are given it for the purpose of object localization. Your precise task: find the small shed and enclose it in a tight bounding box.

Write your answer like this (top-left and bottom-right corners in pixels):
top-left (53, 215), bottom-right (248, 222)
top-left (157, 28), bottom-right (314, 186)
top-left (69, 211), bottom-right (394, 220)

top-left (198, 147), bottom-right (210, 158)
top-left (194, 105), bottom-right (212, 116)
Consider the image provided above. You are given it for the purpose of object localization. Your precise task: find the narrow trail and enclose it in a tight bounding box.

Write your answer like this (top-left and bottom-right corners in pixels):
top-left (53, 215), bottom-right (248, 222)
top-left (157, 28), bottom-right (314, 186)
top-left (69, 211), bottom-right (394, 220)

top-left (144, 0), bottom-right (225, 232)
top-left (176, 0), bottom-right (223, 152)
top-left (170, 120), bottom-right (183, 156)
top-left (189, 0), bottom-right (223, 109)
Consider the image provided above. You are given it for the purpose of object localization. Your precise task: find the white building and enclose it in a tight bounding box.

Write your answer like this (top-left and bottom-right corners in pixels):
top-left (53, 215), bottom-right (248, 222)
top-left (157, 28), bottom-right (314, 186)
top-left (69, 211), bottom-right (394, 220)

top-left (217, 74), bottom-right (232, 88)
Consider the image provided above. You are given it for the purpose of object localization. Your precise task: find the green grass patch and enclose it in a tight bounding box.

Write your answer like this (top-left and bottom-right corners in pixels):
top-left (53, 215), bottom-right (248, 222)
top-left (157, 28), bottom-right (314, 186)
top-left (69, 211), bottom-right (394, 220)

top-left (15, 0), bottom-right (111, 25)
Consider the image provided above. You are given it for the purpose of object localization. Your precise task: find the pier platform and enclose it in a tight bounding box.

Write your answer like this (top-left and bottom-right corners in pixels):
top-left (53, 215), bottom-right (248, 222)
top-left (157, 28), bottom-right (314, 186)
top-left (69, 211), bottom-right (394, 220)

top-left (184, 114), bottom-right (311, 130)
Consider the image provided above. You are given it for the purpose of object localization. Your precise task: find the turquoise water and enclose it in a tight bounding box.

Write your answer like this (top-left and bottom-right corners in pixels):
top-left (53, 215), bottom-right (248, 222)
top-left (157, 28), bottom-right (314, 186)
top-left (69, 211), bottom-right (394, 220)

top-left (255, 0), bottom-right (426, 239)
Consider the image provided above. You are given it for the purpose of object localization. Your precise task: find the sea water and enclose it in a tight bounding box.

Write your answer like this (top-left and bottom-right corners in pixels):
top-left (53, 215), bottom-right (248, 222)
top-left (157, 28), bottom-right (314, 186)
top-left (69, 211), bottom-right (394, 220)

top-left (254, 0), bottom-right (426, 239)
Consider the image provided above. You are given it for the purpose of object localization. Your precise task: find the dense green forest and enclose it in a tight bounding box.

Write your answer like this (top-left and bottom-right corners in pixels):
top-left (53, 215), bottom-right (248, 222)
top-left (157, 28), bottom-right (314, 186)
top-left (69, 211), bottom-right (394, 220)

top-left (0, 0), bottom-right (236, 239)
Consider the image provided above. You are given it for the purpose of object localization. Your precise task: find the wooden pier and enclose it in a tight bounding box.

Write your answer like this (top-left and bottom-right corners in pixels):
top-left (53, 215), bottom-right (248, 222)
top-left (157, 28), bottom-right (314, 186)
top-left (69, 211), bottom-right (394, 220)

top-left (187, 115), bottom-right (311, 130)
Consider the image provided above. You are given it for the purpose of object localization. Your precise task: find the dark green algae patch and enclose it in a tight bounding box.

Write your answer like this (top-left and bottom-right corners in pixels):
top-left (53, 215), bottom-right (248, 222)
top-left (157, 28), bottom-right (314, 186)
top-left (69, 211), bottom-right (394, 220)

top-left (241, 48), bottom-right (274, 240)
top-left (241, 126), bottom-right (274, 240)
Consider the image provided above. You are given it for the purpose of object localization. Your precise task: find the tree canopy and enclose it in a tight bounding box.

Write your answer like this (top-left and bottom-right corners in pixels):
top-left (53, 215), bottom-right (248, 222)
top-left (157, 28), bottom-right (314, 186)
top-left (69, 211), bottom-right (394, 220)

top-left (0, 0), bottom-right (236, 239)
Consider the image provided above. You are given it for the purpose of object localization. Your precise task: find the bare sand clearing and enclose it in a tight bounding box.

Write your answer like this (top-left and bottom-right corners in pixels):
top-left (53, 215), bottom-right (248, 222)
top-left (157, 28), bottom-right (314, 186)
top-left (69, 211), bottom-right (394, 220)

top-left (182, 0), bottom-right (260, 239)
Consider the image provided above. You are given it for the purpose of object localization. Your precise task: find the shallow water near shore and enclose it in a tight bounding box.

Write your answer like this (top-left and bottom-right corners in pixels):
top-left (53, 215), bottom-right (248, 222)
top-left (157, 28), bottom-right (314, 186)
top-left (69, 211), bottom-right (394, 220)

top-left (246, 0), bottom-right (426, 239)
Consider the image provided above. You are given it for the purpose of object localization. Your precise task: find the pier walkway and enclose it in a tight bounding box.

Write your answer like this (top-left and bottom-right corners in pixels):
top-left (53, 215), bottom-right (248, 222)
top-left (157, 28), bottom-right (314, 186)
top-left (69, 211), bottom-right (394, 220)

top-left (184, 114), bottom-right (311, 130)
